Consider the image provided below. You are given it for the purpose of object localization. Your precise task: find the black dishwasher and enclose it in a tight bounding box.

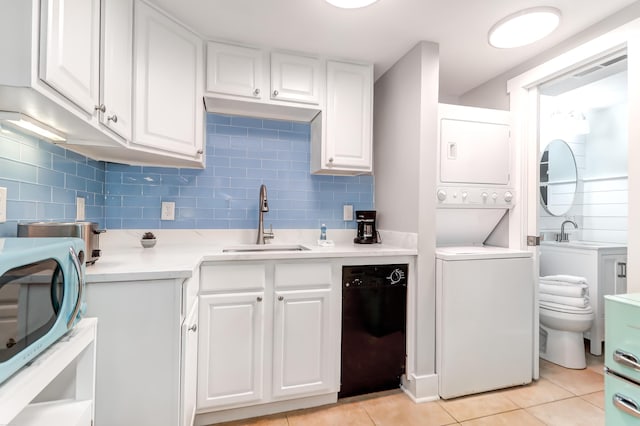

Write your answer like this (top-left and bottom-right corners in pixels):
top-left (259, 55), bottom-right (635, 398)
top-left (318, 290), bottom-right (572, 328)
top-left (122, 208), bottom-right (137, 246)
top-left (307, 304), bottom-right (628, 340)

top-left (339, 264), bottom-right (408, 398)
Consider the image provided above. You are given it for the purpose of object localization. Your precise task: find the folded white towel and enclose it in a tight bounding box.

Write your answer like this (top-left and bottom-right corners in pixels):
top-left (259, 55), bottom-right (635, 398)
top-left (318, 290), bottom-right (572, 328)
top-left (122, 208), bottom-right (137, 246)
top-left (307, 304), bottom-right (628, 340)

top-left (539, 282), bottom-right (587, 297)
top-left (541, 274), bottom-right (587, 284)
top-left (539, 293), bottom-right (590, 308)
top-left (540, 301), bottom-right (593, 312)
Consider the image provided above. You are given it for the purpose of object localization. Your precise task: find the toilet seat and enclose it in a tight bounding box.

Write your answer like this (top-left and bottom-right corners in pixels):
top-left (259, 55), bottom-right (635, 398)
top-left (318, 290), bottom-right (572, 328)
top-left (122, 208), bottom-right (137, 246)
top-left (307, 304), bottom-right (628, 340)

top-left (540, 301), bottom-right (593, 315)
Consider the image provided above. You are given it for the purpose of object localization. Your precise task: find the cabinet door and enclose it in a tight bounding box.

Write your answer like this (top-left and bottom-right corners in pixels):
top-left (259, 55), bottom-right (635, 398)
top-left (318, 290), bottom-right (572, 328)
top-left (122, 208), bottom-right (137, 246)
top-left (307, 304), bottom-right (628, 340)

top-left (197, 292), bottom-right (265, 409)
top-left (40, 0), bottom-right (101, 114)
top-left (180, 300), bottom-right (198, 426)
top-left (206, 42), bottom-right (264, 99)
top-left (270, 52), bottom-right (321, 104)
top-left (272, 288), bottom-right (335, 398)
top-left (133, 1), bottom-right (203, 157)
top-left (100, 0), bottom-right (133, 140)
top-left (324, 60), bottom-right (373, 172)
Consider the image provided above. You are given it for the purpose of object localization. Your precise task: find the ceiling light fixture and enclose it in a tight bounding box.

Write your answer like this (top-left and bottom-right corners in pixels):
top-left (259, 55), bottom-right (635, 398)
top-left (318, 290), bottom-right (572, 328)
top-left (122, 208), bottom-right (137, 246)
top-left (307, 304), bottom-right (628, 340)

top-left (0, 112), bottom-right (66, 142)
top-left (324, 0), bottom-right (379, 9)
top-left (488, 7), bottom-right (561, 49)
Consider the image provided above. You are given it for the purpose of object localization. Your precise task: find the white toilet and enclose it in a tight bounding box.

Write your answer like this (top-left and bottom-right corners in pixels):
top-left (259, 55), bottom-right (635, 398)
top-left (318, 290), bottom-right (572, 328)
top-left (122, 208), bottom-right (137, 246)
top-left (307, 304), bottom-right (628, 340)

top-left (539, 301), bottom-right (594, 369)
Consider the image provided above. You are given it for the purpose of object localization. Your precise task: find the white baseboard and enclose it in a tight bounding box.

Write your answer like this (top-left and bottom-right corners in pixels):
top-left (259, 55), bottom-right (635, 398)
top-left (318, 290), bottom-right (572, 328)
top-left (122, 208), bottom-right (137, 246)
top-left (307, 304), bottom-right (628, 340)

top-left (401, 373), bottom-right (439, 402)
top-left (194, 393), bottom-right (337, 425)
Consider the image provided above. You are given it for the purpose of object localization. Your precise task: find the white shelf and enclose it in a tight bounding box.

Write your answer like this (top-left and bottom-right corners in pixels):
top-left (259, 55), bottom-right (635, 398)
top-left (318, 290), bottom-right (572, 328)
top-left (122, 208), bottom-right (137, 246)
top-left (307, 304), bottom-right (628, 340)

top-left (9, 400), bottom-right (92, 426)
top-left (0, 318), bottom-right (97, 425)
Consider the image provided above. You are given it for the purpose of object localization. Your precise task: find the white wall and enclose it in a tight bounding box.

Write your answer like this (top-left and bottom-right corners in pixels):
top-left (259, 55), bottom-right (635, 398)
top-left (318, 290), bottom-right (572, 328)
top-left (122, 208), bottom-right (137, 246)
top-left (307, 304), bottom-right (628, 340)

top-left (373, 40), bottom-right (439, 398)
top-left (539, 100), bottom-right (628, 244)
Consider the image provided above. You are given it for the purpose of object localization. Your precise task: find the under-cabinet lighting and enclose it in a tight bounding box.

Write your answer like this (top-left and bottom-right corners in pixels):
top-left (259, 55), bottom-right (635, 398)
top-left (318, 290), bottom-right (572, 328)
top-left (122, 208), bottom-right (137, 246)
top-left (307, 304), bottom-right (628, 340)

top-left (0, 112), bottom-right (66, 142)
top-left (488, 7), bottom-right (561, 49)
top-left (324, 0), bottom-right (379, 9)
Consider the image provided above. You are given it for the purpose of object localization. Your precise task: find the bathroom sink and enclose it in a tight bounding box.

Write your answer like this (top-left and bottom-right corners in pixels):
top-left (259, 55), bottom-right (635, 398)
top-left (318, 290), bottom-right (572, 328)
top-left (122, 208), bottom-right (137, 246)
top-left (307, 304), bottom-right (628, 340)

top-left (222, 244), bottom-right (311, 253)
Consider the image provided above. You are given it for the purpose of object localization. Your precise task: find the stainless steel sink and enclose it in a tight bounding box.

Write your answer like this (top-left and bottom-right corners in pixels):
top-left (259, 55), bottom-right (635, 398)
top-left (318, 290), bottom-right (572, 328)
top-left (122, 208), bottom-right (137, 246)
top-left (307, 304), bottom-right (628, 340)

top-left (222, 244), bottom-right (311, 253)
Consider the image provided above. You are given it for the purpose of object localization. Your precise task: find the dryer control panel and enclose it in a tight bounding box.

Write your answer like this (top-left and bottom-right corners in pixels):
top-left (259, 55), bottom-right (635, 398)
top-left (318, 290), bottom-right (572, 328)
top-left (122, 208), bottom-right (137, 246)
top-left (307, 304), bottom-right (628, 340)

top-left (436, 186), bottom-right (515, 208)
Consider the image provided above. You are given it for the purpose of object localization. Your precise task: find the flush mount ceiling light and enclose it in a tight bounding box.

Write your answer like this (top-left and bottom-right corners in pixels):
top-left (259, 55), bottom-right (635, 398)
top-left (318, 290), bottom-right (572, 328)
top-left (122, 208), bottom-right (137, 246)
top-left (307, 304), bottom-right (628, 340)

top-left (0, 112), bottom-right (66, 142)
top-left (489, 7), bottom-right (561, 49)
top-left (324, 0), bottom-right (379, 9)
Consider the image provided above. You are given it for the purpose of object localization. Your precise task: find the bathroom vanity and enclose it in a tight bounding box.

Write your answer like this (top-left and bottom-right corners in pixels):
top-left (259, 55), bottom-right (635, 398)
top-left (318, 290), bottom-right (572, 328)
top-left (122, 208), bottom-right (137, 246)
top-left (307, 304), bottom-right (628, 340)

top-left (540, 241), bottom-right (627, 356)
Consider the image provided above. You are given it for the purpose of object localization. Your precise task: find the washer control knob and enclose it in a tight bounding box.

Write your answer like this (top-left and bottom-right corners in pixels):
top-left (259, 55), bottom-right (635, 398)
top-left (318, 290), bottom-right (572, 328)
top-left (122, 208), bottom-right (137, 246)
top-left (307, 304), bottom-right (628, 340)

top-left (437, 189), bottom-right (447, 201)
top-left (504, 191), bottom-right (513, 202)
top-left (461, 191), bottom-right (468, 201)
top-left (492, 192), bottom-right (498, 200)
top-left (481, 192), bottom-right (488, 202)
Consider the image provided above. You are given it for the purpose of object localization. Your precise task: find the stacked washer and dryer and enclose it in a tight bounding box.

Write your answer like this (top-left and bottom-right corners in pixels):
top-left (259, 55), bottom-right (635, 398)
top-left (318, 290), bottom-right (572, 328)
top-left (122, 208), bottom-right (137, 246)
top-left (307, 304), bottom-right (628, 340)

top-left (435, 104), bottom-right (534, 399)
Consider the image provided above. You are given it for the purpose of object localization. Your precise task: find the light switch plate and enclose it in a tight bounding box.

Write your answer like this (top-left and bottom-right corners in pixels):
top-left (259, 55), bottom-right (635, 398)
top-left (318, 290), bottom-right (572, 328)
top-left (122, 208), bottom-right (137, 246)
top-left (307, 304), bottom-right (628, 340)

top-left (161, 201), bottom-right (175, 220)
top-left (0, 187), bottom-right (6, 223)
top-left (343, 204), bottom-right (353, 221)
top-left (76, 197), bottom-right (85, 221)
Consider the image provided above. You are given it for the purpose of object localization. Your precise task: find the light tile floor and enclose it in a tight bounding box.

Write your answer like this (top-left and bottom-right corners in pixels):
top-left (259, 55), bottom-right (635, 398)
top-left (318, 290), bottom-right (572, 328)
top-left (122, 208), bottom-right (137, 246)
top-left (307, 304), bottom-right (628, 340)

top-left (217, 352), bottom-right (605, 425)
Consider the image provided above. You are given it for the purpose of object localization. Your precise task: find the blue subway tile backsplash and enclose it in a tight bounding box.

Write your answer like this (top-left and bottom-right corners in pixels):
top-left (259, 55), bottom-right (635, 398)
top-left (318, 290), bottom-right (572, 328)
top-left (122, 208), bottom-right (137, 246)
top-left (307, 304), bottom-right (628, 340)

top-left (0, 113), bottom-right (373, 235)
top-left (0, 131), bottom-right (105, 237)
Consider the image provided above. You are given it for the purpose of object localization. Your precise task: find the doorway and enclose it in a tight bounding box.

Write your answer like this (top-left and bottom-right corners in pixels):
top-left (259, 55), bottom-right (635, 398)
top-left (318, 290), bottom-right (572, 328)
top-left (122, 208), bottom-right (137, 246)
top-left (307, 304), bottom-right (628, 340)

top-left (507, 18), bottom-right (640, 379)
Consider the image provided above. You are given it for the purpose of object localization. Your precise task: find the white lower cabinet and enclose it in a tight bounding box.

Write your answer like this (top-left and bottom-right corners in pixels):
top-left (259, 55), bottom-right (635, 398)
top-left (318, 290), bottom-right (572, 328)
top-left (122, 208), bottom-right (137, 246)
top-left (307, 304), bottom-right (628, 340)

top-left (84, 276), bottom-right (197, 426)
top-left (197, 261), bottom-right (339, 417)
top-left (272, 288), bottom-right (333, 398)
top-left (197, 292), bottom-right (265, 408)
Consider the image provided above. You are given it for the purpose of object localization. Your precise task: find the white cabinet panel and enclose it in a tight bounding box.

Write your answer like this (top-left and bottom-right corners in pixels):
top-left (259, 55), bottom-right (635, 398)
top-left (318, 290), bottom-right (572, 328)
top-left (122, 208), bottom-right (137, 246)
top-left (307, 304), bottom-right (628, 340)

top-left (100, 0), bottom-right (133, 140)
top-left (321, 60), bottom-right (373, 173)
top-left (40, 0), bottom-right (100, 114)
top-left (180, 300), bottom-right (198, 426)
top-left (206, 42), bottom-right (264, 99)
top-left (270, 52), bottom-right (320, 104)
top-left (440, 119), bottom-right (510, 185)
top-left (197, 292), bottom-right (264, 409)
top-left (134, 1), bottom-right (203, 157)
top-left (272, 289), bottom-right (334, 398)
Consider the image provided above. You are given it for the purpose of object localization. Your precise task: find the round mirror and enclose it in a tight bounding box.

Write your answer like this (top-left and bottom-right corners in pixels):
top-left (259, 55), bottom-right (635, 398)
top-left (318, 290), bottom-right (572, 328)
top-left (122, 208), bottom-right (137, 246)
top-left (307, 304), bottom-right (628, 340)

top-left (540, 139), bottom-right (577, 216)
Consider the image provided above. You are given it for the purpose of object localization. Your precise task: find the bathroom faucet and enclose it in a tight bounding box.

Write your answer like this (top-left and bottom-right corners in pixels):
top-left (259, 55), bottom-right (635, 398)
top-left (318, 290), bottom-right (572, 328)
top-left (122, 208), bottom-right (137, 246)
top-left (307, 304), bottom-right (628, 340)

top-left (558, 220), bottom-right (578, 242)
top-left (256, 184), bottom-right (274, 244)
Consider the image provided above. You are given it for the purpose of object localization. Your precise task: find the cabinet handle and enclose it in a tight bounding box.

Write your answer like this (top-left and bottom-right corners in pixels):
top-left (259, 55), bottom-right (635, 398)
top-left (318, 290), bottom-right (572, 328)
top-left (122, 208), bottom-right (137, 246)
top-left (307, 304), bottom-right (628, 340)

top-left (618, 262), bottom-right (627, 278)
top-left (614, 393), bottom-right (640, 418)
top-left (614, 349), bottom-right (640, 371)
top-left (253, 88), bottom-right (260, 96)
top-left (327, 157), bottom-right (334, 167)
top-left (107, 115), bottom-right (118, 123)
top-left (256, 296), bottom-right (263, 302)
top-left (273, 90), bottom-right (279, 97)
top-left (188, 324), bottom-right (197, 332)
top-left (94, 104), bottom-right (106, 113)
top-left (197, 149), bottom-right (203, 155)
top-left (278, 296), bottom-right (284, 301)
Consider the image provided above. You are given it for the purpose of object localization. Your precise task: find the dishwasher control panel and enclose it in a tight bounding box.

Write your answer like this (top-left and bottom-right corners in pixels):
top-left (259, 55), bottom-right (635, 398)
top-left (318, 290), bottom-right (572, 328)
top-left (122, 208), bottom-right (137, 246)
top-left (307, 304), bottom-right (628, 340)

top-left (342, 264), bottom-right (408, 288)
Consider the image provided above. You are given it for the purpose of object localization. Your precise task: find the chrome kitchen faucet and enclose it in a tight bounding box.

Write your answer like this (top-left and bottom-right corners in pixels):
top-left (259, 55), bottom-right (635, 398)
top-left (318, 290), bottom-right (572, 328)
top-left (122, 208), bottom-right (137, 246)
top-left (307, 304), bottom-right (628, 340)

top-left (256, 184), bottom-right (274, 244)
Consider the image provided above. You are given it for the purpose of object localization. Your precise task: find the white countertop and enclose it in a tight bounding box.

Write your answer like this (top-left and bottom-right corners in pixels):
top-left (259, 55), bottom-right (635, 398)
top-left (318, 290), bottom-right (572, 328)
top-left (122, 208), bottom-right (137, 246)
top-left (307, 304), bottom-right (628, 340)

top-left (85, 229), bottom-right (418, 283)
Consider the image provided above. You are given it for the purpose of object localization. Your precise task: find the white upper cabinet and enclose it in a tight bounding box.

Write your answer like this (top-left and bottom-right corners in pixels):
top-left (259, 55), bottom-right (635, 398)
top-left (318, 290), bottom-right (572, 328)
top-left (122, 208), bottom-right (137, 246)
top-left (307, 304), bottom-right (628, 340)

top-left (312, 60), bottom-right (373, 174)
top-left (206, 42), bottom-right (264, 99)
top-left (270, 52), bottom-right (321, 105)
top-left (40, 0), bottom-right (101, 115)
top-left (133, 0), bottom-right (204, 158)
top-left (100, 0), bottom-right (133, 140)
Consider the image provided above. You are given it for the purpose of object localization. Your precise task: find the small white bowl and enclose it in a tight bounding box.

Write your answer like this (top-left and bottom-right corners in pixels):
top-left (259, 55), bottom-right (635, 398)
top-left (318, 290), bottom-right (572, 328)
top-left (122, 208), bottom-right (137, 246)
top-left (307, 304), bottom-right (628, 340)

top-left (141, 238), bottom-right (157, 248)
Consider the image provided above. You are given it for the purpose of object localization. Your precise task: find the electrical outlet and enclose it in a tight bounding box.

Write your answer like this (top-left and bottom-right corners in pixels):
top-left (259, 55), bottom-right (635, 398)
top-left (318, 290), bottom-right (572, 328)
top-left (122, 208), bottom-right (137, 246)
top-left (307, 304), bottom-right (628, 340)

top-left (76, 197), bottom-right (85, 221)
top-left (343, 204), bottom-right (353, 221)
top-left (161, 201), bottom-right (175, 220)
top-left (0, 187), bottom-right (6, 223)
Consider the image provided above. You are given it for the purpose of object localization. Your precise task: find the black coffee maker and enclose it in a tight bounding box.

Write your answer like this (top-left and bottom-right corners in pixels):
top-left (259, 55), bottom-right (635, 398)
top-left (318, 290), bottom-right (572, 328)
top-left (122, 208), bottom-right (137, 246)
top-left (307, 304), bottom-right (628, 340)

top-left (354, 210), bottom-right (378, 244)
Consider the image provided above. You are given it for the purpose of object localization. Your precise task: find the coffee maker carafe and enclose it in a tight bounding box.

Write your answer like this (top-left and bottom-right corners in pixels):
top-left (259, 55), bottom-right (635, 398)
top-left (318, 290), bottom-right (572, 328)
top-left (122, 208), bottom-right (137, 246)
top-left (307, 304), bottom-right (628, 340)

top-left (354, 210), bottom-right (378, 244)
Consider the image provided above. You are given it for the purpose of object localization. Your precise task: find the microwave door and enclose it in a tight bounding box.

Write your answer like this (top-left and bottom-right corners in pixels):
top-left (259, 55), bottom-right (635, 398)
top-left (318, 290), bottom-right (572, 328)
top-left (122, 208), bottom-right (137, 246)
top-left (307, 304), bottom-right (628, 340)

top-left (0, 259), bottom-right (64, 362)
